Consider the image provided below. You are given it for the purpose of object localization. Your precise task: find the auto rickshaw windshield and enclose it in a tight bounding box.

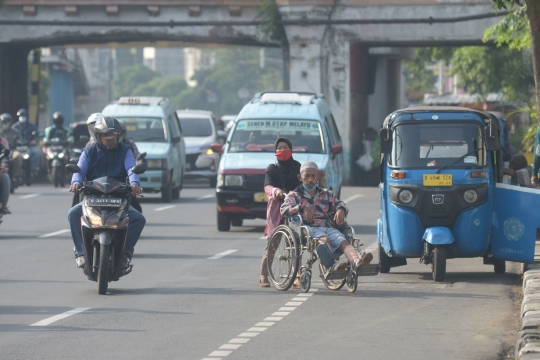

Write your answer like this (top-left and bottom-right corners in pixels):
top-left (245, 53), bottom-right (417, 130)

top-left (389, 122), bottom-right (487, 168)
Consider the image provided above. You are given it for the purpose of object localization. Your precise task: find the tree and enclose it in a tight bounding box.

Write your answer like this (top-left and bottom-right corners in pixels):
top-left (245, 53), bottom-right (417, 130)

top-left (491, 1), bottom-right (540, 122)
top-left (112, 64), bottom-right (160, 99)
top-left (132, 76), bottom-right (188, 99)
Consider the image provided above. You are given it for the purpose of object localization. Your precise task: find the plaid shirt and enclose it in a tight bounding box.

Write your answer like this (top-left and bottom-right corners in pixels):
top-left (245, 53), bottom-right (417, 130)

top-left (280, 185), bottom-right (348, 227)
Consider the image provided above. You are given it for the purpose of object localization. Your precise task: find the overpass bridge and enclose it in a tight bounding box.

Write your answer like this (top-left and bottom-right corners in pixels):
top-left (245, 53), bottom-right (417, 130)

top-left (0, 0), bottom-right (504, 183)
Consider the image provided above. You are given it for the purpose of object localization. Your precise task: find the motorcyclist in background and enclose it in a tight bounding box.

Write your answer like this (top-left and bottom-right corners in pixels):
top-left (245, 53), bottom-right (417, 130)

top-left (85, 112), bottom-right (102, 146)
top-left (11, 109), bottom-right (41, 176)
top-left (0, 135), bottom-right (11, 214)
top-left (43, 111), bottom-right (74, 144)
top-left (0, 114), bottom-right (22, 183)
top-left (68, 116), bottom-right (145, 269)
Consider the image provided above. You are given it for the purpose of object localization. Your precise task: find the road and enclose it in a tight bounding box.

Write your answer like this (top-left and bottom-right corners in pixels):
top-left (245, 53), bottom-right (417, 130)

top-left (0, 182), bottom-right (521, 360)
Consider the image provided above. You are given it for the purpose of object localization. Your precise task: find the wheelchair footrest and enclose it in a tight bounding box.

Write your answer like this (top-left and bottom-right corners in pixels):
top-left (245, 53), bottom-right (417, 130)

top-left (324, 269), bottom-right (348, 280)
top-left (357, 264), bottom-right (380, 276)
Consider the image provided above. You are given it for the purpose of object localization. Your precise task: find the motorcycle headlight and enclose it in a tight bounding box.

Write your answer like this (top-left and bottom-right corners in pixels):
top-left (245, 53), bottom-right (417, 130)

top-left (104, 206), bottom-right (126, 228)
top-left (22, 154), bottom-right (30, 159)
top-left (463, 189), bottom-right (478, 203)
top-left (87, 210), bottom-right (102, 226)
top-left (217, 174), bottom-right (224, 187)
top-left (58, 153), bottom-right (64, 158)
top-left (224, 175), bottom-right (243, 187)
top-left (398, 189), bottom-right (413, 204)
top-left (206, 148), bottom-right (214, 155)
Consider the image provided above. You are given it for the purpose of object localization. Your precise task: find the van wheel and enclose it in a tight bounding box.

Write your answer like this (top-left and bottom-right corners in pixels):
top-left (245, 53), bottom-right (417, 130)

top-left (231, 219), bottom-right (243, 227)
top-left (161, 184), bottom-right (172, 203)
top-left (172, 186), bottom-right (180, 199)
top-left (217, 211), bottom-right (231, 232)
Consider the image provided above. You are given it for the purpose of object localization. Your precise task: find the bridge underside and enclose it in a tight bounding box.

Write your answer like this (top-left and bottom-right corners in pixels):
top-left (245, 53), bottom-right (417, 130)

top-left (0, 2), bottom-right (503, 184)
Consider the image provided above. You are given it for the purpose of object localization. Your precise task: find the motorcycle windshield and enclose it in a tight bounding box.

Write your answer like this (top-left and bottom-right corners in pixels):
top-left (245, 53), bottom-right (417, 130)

top-left (492, 183), bottom-right (538, 263)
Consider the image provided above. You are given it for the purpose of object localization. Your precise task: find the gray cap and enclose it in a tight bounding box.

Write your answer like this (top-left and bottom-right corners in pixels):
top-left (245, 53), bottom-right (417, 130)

top-left (300, 161), bottom-right (318, 172)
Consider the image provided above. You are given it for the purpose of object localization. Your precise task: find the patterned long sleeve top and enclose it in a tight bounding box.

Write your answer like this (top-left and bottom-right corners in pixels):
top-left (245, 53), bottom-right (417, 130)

top-left (280, 185), bottom-right (348, 228)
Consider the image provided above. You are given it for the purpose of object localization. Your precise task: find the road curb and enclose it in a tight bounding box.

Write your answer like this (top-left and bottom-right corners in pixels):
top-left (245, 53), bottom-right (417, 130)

top-left (517, 261), bottom-right (540, 359)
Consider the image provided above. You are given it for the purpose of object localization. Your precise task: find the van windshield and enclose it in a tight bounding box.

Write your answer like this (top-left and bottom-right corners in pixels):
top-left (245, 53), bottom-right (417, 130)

top-left (179, 117), bottom-right (213, 137)
top-left (229, 119), bottom-right (324, 153)
top-left (389, 122), bottom-right (487, 168)
top-left (116, 117), bottom-right (167, 143)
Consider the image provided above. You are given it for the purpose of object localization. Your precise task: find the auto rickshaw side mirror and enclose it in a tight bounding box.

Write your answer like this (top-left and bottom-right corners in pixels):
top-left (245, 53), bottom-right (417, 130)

top-left (484, 126), bottom-right (501, 152)
top-left (379, 128), bottom-right (393, 154)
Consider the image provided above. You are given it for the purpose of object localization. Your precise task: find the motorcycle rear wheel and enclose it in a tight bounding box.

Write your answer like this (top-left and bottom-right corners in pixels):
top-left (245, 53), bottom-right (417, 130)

top-left (97, 244), bottom-right (110, 295)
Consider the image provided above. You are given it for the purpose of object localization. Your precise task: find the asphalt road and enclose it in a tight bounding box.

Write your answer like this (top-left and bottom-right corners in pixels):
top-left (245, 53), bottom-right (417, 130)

top-left (0, 182), bottom-right (521, 360)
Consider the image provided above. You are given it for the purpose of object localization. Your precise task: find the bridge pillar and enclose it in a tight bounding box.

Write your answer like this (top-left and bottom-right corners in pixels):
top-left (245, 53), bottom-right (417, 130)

top-left (0, 45), bottom-right (31, 118)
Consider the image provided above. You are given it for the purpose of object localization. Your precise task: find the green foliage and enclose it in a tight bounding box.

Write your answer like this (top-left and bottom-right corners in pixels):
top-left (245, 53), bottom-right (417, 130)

top-left (132, 76), bottom-right (188, 99)
top-left (491, 0), bottom-right (524, 11)
top-left (256, 1), bottom-right (288, 47)
top-left (450, 46), bottom-right (534, 102)
top-left (508, 102), bottom-right (538, 151)
top-left (403, 47), bottom-right (455, 96)
top-left (112, 64), bottom-right (161, 99)
top-left (484, 6), bottom-right (530, 50)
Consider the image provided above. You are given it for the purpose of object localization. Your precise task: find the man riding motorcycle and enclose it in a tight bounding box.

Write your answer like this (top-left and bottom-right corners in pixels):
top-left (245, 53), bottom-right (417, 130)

top-left (68, 116), bottom-right (145, 269)
top-left (43, 111), bottom-right (74, 144)
top-left (0, 113), bottom-right (22, 183)
top-left (11, 109), bottom-right (41, 176)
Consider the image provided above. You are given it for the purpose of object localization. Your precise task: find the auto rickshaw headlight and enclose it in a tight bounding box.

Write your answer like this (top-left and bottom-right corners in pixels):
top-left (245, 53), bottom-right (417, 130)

top-left (398, 189), bottom-right (413, 204)
top-left (463, 189), bottom-right (478, 203)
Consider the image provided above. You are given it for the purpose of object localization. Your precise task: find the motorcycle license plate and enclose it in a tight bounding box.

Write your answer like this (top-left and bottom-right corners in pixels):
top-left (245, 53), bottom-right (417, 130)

top-left (17, 146), bottom-right (28, 152)
top-left (423, 174), bottom-right (452, 186)
top-left (254, 192), bottom-right (268, 202)
top-left (88, 198), bottom-right (122, 207)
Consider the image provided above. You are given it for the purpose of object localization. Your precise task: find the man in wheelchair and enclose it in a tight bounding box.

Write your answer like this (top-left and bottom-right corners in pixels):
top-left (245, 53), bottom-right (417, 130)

top-left (281, 161), bottom-right (373, 271)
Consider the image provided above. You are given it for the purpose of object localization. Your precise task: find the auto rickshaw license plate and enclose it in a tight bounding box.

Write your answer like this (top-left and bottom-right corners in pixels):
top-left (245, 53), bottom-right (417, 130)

top-left (423, 174), bottom-right (452, 186)
top-left (254, 192), bottom-right (268, 202)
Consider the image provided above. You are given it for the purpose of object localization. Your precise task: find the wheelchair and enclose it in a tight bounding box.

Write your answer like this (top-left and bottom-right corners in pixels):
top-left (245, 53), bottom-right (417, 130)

top-left (266, 215), bottom-right (379, 293)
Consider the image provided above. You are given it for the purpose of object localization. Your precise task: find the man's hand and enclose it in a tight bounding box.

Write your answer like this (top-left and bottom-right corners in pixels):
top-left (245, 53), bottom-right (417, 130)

top-left (334, 208), bottom-right (346, 225)
top-left (303, 207), bottom-right (315, 223)
top-left (275, 188), bottom-right (285, 199)
top-left (131, 184), bottom-right (143, 197)
top-left (70, 183), bottom-right (80, 193)
top-left (532, 176), bottom-right (538, 187)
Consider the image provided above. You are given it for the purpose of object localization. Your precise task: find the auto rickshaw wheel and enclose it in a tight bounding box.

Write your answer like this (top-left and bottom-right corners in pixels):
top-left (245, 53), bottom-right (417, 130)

top-left (494, 258), bottom-right (506, 274)
top-left (432, 245), bottom-right (446, 282)
top-left (379, 244), bottom-right (391, 273)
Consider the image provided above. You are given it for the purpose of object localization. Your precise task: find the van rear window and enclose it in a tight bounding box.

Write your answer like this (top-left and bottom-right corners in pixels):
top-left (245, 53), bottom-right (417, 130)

top-left (116, 117), bottom-right (167, 142)
top-left (229, 119), bottom-right (324, 153)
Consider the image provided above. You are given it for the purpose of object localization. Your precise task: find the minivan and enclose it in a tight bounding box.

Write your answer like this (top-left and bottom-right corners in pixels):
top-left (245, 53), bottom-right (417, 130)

top-left (216, 92), bottom-right (344, 231)
top-left (102, 96), bottom-right (186, 202)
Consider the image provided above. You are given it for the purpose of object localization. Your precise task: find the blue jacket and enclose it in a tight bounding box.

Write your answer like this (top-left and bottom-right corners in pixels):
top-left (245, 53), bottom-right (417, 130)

top-left (12, 121), bottom-right (39, 143)
top-left (71, 142), bottom-right (140, 185)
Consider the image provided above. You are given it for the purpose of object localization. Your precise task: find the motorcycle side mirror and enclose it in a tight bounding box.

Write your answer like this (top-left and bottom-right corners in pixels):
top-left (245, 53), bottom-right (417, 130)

top-left (484, 125), bottom-right (501, 152)
top-left (69, 158), bottom-right (78, 164)
top-left (2, 148), bottom-right (10, 156)
top-left (379, 128), bottom-right (393, 154)
top-left (131, 164), bottom-right (146, 174)
top-left (66, 164), bottom-right (81, 173)
top-left (137, 152), bottom-right (147, 161)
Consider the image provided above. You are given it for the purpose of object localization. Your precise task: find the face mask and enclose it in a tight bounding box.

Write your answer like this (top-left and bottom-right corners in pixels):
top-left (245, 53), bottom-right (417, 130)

top-left (302, 181), bottom-right (318, 192)
top-left (19, 117), bottom-right (27, 123)
top-left (275, 149), bottom-right (292, 161)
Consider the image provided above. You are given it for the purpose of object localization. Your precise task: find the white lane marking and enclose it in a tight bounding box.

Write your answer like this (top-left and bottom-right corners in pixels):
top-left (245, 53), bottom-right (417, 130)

top-left (255, 322), bottom-right (275, 327)
top-left (279, 307), bottom-right (296, 311)
top-left (38, 229), bottom-right (70, 238)
top-left (220, 344), bottom-right (242, 350)
top-left (196, 194), bottom-right (214, 200)
top-left (238, 332), bottom-right (260, 338)
top-left (247, 327), bottom-right (267, 332)
top-left (259, 236), bottom-right (267, 240)
top-left (30, 307), bottom-right (90, 326)
top-left (342, 194), bottom-right (363, 204)
top-left (229, 338), bottom-right (250, 344)
top-left (208, 351), bottom-right (231, 357)
top-left (291, 297), bottom-right (308, 301)
top-left (207, 250), bottom-right (237, 260)
top-left (285, 302), bottom-right (302, 306)
top-left (297, 293), bottom-right (314, 297)
top-left (364, 242), bottom-right (379, 254)
top-left (20, 193), bottom-right (40, 199)
top-left (272, 312), bottom-right (290, 316)
top-left (154, 205), bottom-right (176, 212)
top-left (264, 316), bottom-right (283, 321)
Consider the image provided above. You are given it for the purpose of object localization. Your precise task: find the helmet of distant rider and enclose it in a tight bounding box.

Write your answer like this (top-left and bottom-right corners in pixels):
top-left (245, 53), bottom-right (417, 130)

top-left (17, 108), bottom-right (28, 123)
top-left (0, 113), bottom-right (13, 131)
top-left (119, 122), bottom-right (127, 142)
top-left (52, 111), bottom-right (64, 127)
top-left (86, 113), bottom-right (103, 138)
top-left (94, 116), bottom-right (122, 150)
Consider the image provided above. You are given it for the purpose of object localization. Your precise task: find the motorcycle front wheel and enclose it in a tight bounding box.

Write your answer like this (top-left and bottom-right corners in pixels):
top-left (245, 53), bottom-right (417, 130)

top-left (97, 244), bottom-right (110, 295)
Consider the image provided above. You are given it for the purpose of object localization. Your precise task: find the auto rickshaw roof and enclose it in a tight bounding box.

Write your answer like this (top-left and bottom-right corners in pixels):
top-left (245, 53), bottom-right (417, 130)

top-left (383, 106), bottom-right (499, 129)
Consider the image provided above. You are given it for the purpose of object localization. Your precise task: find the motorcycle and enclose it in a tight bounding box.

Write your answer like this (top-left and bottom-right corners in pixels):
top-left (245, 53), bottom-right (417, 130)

top-left (66, 163), bottom-right (146, 295)
top-left (16, 141), bottom-right (32, 186)
top-left (0, 148), bottom-right (9, 223)
top-left (45, 137), bottom-right (69, 187)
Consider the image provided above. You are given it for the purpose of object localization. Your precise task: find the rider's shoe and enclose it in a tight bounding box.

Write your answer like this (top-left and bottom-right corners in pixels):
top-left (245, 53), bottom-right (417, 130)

top-left (331, 262), bottom-right (348, 272)
top-left (0, 208), bottom-right (11, 215)
top-left (76, 255), bottom-right (85, 268)
top-left (122, 253), bottom-right (132, 268)
top-left (354, 252), bottom-right (373, 270)
top-left (260, 275), bottom-right (270, 288)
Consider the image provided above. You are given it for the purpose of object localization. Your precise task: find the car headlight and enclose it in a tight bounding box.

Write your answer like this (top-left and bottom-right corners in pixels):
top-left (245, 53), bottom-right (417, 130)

top-left (147, 159), bottom-right (167, 169)
top-left (398, 189), bottom-right (413, 204)
top-left (217, 174), bottom-right (224, 187)
top-left (224, 175), bottom-right (243, 187)
top-left (463, 189), bottom-right (478, 203)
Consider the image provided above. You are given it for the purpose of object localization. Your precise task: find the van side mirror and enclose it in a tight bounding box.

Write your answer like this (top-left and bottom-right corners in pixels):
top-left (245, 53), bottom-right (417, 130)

top-left (131, 164), bottom-right (146, 174)
top-left (66, 164), bottom-right (81, 173)
top-left (484, 125), bottom-right (501, 152)
top-left (331, 145), bottom-right (342, 155)
top-left (172, 136), bottom-right (181, 143)
top-left (380, 128), bottom-right (393, 154)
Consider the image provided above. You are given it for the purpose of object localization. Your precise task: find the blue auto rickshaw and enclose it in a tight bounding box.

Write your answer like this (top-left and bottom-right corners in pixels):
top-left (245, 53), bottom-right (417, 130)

top-left (377, 106), bottom-right (539, 282)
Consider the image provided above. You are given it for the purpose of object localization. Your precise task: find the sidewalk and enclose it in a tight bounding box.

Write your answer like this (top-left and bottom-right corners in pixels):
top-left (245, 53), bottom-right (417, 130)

top-left (516, 241), bottom-right (540, 359)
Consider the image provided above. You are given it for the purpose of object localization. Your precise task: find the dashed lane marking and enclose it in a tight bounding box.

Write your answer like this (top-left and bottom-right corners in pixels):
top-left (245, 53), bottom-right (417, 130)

top-left (154, 205), bottom-right (176, 212)
top-left (342, 194), bottom-right (363, 204)
top-left (30, 308), bottom-right (90, 326)
top-left (203, 289), bottom-right (317, 359)
top-left (259, 236), bottom-right (266, 240)
top-left (196, 194), bottom-right (214, 200)
top-left (38, 229), bottom-right (70, 238)
top-left (207, 250), bottom-right (237, 260)
top-left (20, 193), bottom-right (40, 199)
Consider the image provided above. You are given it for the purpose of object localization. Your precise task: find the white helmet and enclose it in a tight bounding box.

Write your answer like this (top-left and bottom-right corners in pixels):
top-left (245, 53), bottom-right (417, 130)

top-left (86, 113), bottom-right (103, 138)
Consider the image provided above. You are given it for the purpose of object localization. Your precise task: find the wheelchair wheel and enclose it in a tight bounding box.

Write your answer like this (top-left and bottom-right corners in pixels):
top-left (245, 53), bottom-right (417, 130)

top-left (299, 269), bottom-right (311, 293)
top-left (319, 263), bottom-right (346, 291)
top-left (267, 225), bottom-right (300, 291)
top-left (346, 270), bottom-right (358, 293)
